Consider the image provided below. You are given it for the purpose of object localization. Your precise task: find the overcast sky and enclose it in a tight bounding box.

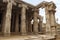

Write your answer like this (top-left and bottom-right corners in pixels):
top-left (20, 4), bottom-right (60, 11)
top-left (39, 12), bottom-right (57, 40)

top-left (23, 0), bottom-right (60, 24)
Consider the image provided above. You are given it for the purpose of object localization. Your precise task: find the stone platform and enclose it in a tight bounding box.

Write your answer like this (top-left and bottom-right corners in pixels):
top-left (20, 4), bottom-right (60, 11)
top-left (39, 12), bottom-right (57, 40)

top-left (0, 35), bottom-right (55, 40)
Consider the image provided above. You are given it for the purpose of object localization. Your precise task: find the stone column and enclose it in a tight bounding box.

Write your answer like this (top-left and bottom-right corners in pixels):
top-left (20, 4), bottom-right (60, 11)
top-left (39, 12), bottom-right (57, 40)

top-left (45, 7), bottom-right (51, 35)
top-left (50, 10), bottom-right (56, 26)
top-left (2, 1), bottom-right (12, 36)
top-left (39, 16), bottom-right (43, 32)
top-left (11, 14), bottom-right (15, 32)
top-left (15, 13), bottom-right (19, 33)
top-left (30, 21), bottom-right (32, 32)
top-left (45, 3), bottom-right (56, 36)
top-left (47, 3), bottom-right (56, 36)
top-left (50, 10), bottom-right (56, 36)
top-left (21, 4), bottom-right (27, 35)
top-left (33, 8), bottom-right (39, 34)
top-left (28, 20), bottom-right (31, 34)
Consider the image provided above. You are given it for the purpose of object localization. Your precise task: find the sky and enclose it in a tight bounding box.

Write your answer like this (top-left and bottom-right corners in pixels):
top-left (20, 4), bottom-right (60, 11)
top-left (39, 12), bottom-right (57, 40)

top-left (22, 0), bottom-right (60, 24)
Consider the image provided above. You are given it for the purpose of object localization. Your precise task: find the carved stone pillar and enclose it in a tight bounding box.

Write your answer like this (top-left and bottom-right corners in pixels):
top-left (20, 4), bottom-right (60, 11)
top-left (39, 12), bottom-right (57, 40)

top-left (50, 10), bottom-right (56, 26)
top-left (21, 4), bottom-right (27, 35)
top-left (33, 9), bottom-right (39, 34)
top-left (2, 1), bottom-right (12, 36)
top-left (39, 16), bottom-right (43, 32)
top-left (45, 7), bottom-right (51, 35)
top-left (28, 20), bottom-right (31, 34)
top-left (45, 3), bottom-right (56, 36)
top-left (15, 13), bottom-right (19, 33)
top-left (49, 10), bottom-right (56, 36)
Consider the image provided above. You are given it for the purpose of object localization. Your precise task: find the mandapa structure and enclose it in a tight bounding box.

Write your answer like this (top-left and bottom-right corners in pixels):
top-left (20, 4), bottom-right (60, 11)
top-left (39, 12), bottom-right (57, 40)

top-left (0, 0), bottom-right (56, 37)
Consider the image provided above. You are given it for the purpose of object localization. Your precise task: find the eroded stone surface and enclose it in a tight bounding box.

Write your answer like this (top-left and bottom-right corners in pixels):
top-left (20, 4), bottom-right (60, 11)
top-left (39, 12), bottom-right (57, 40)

top-left (0, 35), bottom-right (55, 40)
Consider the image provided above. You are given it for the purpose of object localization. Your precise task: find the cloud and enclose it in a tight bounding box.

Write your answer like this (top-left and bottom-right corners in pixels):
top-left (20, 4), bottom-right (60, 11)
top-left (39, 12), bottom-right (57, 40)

top-left (44, 0), bottom-right (56, 3)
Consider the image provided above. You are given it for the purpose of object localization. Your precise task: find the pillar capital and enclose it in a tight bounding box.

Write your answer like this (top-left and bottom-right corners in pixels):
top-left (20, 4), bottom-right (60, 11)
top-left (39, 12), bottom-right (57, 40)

top-left (34, 8), bottom-right (39, 11)
top-left (22, 4), bottom-right (27, 8)
top-left (18, 4), bottom-right (22, 7)
top-left (7, 0), bottom-right (12, 3)
top-left (48, 9), bottom-right (56, 14)
top-left (33, 8), bottom-right (39, 12)
top-left (47, 2), bottom-right (56, 11)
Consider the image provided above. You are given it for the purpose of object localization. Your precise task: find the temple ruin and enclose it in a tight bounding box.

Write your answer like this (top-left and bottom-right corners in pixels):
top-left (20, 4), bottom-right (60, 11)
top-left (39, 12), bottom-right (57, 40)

top-left (0, 0), bottom-right (57, 38)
